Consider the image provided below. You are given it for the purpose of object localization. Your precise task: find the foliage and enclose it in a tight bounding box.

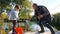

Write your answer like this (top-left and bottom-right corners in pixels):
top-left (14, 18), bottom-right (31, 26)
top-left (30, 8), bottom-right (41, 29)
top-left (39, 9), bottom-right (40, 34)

top-left (1, 12), bottom-right (7, 19)
top-left (0, 0), bottom-right (32, 33)
top-left (19, 0), bottom-right (32, 19)
top-left (0, 0), bottom-right (11, 7)
top-left (0, 0), bottom-right (32, 19)
top-left (52, 13), bottom-right (60, 30)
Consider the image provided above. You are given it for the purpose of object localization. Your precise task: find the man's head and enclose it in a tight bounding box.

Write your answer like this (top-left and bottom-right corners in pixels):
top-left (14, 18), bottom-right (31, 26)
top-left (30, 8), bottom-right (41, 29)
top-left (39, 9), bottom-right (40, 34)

top-left (32, 3), bottom-right (38, 10)
top-left (15, 5), bottom-right (20, 11)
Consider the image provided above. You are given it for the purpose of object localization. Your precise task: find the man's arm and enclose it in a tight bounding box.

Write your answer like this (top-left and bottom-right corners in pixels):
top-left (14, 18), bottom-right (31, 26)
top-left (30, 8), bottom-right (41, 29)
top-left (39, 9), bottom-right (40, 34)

top-left (42, 6), bottom-right (50, 17)
top-left (38, 6), bottom-right (50, 19)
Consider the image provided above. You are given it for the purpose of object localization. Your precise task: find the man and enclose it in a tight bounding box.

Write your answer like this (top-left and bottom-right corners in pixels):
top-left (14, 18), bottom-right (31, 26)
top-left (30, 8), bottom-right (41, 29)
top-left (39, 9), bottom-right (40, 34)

top-left (31, 4), bottom-right (55, 34)
top-left (8, 5), bottom-right (20, 34)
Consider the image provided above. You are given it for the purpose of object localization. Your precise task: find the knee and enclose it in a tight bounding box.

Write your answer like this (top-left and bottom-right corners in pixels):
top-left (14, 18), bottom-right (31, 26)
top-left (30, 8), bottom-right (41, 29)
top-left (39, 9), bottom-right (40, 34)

top-left (45, 23), bottom-right (50, 27)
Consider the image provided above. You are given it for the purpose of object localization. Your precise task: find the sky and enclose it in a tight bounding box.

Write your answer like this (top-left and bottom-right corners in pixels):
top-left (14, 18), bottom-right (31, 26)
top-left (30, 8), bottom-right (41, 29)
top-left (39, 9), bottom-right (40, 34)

top-left (30, 0), bottom-right (60, 15)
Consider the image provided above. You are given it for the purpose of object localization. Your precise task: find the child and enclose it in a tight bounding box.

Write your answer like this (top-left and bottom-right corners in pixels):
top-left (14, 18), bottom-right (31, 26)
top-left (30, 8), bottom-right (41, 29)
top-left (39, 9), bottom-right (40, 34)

top-left (8, 5), bottom-right (20, 34)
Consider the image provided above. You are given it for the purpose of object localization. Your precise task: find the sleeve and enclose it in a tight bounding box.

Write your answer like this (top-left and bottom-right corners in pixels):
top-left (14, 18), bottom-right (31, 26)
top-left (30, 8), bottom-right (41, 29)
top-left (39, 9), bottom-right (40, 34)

top-left (8, 11), bottom-right (12, 20)
top-left (42, 6), bottom-right (50, 17)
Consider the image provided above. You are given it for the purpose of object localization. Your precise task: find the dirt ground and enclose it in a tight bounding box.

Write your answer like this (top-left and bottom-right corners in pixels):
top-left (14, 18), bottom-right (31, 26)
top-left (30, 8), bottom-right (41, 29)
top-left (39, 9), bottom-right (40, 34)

top-left (24, 31), bottom-right (51, 34)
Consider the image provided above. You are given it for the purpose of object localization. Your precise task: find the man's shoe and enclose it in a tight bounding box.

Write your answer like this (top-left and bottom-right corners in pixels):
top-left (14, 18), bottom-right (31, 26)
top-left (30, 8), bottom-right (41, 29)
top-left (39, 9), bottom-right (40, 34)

top-left (51, 32), bottom-right (55, 34)
top-left (38, 31), bottom-right (44, 33)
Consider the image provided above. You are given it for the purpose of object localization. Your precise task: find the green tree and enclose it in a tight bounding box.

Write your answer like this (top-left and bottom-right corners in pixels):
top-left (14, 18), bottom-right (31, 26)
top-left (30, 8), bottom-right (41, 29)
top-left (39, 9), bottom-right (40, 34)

top-left (0, 0), bottom-right (32, 33)
top-left (0, 0), bottom-right (32, 19)
top-left (18, 0), bottom-right (32, 19)
top-left (52, 13), bottom-right (60, 30)
top-left (0, 0), bottom-right (11, 13)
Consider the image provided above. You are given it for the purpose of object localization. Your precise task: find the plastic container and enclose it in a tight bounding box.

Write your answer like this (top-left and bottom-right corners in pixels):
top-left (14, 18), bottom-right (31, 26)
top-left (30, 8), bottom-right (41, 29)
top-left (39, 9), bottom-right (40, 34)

top-left (15, 27), bottom-right (24, 34)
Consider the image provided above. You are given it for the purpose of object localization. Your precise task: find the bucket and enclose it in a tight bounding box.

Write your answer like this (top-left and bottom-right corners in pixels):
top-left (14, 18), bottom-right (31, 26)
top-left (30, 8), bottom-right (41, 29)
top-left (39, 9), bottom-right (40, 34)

top-left (15, 27), bottom-right (24, 34)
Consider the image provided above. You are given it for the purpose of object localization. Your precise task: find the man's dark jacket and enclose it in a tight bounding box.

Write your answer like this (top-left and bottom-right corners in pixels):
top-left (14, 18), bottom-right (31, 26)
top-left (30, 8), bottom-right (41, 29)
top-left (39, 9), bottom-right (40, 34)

top-left (33, 6), bottom-right (51, 21)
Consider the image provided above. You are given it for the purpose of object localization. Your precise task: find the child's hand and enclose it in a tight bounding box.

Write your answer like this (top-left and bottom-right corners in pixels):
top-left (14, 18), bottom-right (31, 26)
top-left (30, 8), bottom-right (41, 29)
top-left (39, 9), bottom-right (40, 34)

top-left (17, 18), bottom-right (20, 20)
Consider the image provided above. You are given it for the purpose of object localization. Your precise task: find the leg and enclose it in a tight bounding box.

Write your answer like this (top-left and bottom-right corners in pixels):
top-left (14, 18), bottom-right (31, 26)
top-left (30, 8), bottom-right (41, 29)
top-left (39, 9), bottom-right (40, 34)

top-left (37, 20), bottom-right (44, 33)
top-left (12, 20), bottom-right (16, 34)
top-left (45, 18), bottom-right (55, 34)
top-left (45, 23), bottom-right (55, 34)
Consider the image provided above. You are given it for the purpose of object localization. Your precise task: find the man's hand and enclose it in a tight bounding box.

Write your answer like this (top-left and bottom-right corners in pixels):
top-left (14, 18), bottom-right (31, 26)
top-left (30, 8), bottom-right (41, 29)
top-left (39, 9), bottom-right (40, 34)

top-left (38, 15), bottom-right (44, 19)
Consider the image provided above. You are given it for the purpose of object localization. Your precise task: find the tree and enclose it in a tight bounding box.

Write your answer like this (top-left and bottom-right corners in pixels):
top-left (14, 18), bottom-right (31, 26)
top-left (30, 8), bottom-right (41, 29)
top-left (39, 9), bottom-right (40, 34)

top-left (0, 0), bottom-right (32, 33)
top-left (0, 0), bottom-right (11, 13)
top-left (0, 0), bottom-right (32, 19)
top-left (18, 0), bottom-right (32, 19)
top-left (52, 13), bottom-right (60, 30)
